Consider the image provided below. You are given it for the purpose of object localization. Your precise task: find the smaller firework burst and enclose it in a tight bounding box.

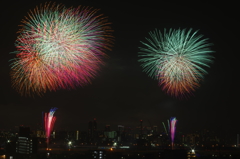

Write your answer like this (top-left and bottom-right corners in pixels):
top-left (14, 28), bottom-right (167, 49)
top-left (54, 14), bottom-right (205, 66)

top-left (138, 28), bottom-right (214, 98)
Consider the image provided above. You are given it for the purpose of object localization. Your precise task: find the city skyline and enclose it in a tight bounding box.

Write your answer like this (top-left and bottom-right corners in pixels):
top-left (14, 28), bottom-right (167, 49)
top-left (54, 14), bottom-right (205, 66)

top-left (0, 0), bottom-right (238, 138)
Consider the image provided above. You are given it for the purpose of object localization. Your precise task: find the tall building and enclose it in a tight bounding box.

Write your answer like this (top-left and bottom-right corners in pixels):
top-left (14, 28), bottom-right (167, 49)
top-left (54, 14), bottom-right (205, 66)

top-left (16, 137), bottom-right (33, 154)
top-left (153, 125), bottom-right (157, 132)
top-left (117, 125), bottom-right (124, 142)
top-left (93, 118), bottom-right (97, 132)
top-left (19, 127), bottom-right (30, 138)
top-left (5, 127), bottom-right (38, 159)
top-left (118, 125), bottom-right (124, 132)
top-left (140, 120), bottom-right (143, 137)
top-left (76, 130), bottom-right (79, 141)
top-left (88, 118), bottom-right (97, 142)
top-left (88, 121), bottom-right (93, 142)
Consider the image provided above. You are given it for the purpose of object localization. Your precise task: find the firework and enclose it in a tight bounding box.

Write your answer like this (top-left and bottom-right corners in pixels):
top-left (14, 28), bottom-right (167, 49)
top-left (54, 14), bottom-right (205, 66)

top-left (162, 122), bottom-right (168, 135)
top-left (138, 28), bottom-right (214, 98)
top-left (170, 117), bottom-right (177, 149)
top-left (10, 2), bottom-right (113, 96)
top-left (44, 107), bottom-right (57, 147)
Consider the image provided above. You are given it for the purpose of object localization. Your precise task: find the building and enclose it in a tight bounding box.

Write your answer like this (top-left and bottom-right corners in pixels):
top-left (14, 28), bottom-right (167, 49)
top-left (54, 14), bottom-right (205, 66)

top-left (88, 119), bottom-right (98, 143)
top-left (117, 125), bottom-right (124, 142)
top-left (32, 130), bottom-right (45, 138)
top-left (19, 127), bottom-right (30, 138)
top-left (76, 130), bottom-right (79, 141)
top-left (105, 125), bottom-right (110, 132)
top-left (93, 118), bottom-right (97, 132)
top-left (118, 125), bottom-right (124, 132)
top-left (104, 131), bottom-right (117, 139)
top-left (5, 127), bottom-right (38, 159)
top-left (16, 137), bottom-right (33, 154)
top-left (153, 126), bottom-right (158, 133)
top-left (140, 120), bottom-right (143, 137)
top-left (16, 127), bottom-right (38, 154)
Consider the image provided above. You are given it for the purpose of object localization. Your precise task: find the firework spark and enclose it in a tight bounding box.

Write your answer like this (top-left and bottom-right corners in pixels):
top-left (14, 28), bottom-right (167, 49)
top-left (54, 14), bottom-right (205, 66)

top-left (44, 107), bottom-right (57, 147)
top-left (10, 2), bottom-right (113, 96)
top-left (138, 28), bottom-right (214, 98)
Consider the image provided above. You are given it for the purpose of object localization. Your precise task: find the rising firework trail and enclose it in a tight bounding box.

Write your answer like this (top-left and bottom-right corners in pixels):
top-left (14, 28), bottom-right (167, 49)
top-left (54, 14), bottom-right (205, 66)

top-left (44, 107), bottom-right (57, 147)
top-left (162, 122), bottom-right (168, 136)
top-left (170, 117), bottom-right (177, 150)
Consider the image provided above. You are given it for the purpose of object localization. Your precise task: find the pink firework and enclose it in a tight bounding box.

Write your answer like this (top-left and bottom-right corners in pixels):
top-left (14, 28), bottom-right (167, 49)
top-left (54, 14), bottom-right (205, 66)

top-left (170, 117), bottom-right (177, 150)
top-left (10, 2), bottom-right (114, 96)
top-left (44, 107), bottom-right (57, 147)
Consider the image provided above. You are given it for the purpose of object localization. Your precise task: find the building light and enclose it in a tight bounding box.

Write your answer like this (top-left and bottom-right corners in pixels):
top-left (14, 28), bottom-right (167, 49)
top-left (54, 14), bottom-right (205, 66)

top-left (53, 131), bottom-right (55, 139)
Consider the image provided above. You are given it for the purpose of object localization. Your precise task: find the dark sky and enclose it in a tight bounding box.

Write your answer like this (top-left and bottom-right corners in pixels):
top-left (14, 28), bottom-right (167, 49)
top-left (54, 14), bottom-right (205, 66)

top-left (0, 0), bottom-right (238, 137)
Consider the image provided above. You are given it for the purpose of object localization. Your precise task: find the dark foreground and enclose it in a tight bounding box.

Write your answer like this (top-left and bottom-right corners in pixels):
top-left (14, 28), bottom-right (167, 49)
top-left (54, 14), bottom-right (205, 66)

top-left (4, 148), bottom-right (240, 159)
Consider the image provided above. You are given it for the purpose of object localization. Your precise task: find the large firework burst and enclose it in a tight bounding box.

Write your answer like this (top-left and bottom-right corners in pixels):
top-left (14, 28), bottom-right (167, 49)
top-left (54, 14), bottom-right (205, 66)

top-left (138, 28), bottom-right (214, 98)
top-left (10, 2), bottom-right (113, 96)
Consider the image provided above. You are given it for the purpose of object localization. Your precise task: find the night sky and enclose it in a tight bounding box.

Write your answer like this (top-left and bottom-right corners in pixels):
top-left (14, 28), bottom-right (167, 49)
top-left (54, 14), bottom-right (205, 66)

top-left (0, 0), bottom-right (238, 138)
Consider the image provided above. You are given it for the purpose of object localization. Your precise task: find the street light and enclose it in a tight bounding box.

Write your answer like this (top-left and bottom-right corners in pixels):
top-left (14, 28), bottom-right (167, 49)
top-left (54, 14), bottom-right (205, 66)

top-left (68, 141), bottom-right (72, 147)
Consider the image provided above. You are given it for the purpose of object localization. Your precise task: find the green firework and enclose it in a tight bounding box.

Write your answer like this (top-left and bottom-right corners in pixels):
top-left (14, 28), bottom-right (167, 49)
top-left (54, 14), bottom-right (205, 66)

top-left (138, 28), bottom-right (214, 98)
